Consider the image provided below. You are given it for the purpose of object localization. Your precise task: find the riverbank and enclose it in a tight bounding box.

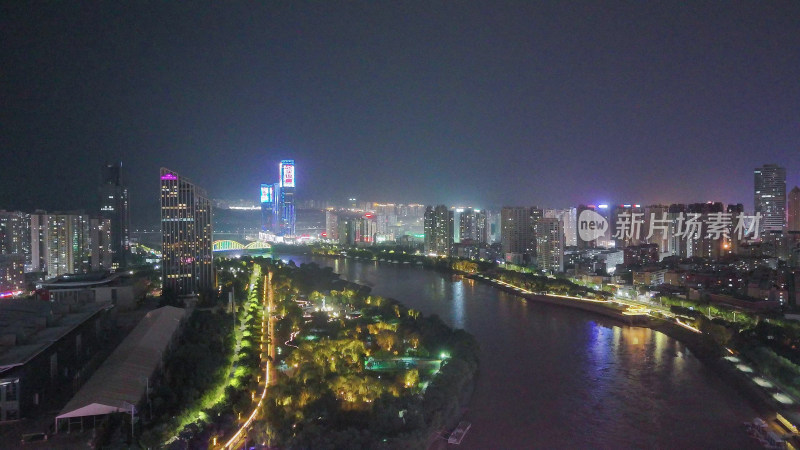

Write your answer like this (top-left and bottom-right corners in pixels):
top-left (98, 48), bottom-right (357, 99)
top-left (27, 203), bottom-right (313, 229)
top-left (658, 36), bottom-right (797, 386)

top-left (336, 254), bottom-right (786, 426)
top-left (277, 251), bottom-right (769, 447)
top-left (248, 257), bottom-right (479, 448)
top-left (461, 272), bottom-right (648, 325)
top-left (465, 265), bottom-right (792, 433)
top-left (650, 319), bottom-right (779, 417)
top-left (465, 265), bottom-right (783, 418)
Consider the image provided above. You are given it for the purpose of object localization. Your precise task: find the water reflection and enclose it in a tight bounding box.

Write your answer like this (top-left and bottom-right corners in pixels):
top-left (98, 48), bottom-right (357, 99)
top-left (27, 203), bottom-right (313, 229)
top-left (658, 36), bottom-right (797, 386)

top-left (452, 280), bottom-right (465, 329)
top-left (279, 254), bottom-right (759, 449)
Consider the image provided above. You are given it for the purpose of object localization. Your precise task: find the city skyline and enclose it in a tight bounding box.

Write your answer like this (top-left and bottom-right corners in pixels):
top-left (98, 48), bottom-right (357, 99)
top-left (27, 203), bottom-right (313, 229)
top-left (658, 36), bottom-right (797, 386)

top-left (5, 4), bottom-right (800, 448)
top-left (2, 3), bottom-right (800, 224)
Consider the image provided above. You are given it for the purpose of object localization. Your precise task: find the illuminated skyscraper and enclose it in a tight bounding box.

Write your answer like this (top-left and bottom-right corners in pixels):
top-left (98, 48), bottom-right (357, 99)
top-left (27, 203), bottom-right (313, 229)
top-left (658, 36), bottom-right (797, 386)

top-left (99, 162), bottom-right (130, 268)
top-left (458, 208), bottom-right (488, 244)
top-left (501, 206), bottom-right (540, 263)
top-left (755, 164), bottom-right (786, 232)
top-left (260, 183), bottom-right (274, 233)
top-left (789, 186), bottom-right (800, 233)
top-left (90, 217), bottom-right (113, 271)
top-left (536, 217), bottom-right (564, 273)
top-left (160, 168), bottom-right (213, 295)
top-left (544, 208), bottom-right (577, 247)
top-left (29, 212), bottom-right (99, 277)
top-left (424, 205), bottom-right (453, 256)
top-left (273, 160), bottom-right (296, 236)
top-left (0, 211), bottom-right (30, 263)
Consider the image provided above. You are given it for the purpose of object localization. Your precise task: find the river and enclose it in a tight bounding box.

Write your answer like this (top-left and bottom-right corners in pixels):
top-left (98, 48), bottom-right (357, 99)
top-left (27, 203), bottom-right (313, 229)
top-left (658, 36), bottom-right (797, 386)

top-left (279, 254), bottom-right (760, 449)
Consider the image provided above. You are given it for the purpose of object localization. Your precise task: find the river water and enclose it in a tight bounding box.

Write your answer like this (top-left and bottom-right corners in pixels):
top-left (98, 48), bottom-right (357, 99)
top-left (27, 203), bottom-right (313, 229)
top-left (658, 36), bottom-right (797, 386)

top-left (280, 254), bottom-right (760, 449)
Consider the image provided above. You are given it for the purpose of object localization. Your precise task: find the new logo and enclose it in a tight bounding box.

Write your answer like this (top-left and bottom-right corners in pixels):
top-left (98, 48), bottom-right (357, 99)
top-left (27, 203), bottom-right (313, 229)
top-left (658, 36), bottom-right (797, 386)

top-left (578, 209), bottom-right (608, 242)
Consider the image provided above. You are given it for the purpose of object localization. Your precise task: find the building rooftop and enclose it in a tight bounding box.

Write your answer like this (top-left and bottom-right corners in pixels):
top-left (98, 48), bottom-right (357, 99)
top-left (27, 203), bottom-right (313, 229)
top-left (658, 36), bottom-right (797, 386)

top-left (39, 271), bottom-right (127, 289)
top-left (0, 300), bottom-right (110, 374)
top-left (56, 306), bottom-right (187, 422)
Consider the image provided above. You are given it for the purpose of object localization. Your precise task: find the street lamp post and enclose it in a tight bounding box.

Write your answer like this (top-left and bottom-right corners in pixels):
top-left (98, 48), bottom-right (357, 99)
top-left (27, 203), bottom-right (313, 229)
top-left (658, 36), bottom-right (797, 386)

top-left (143, 376), bottom-right (151, 419)
top-left (121, 401), bottom-right (135, 441)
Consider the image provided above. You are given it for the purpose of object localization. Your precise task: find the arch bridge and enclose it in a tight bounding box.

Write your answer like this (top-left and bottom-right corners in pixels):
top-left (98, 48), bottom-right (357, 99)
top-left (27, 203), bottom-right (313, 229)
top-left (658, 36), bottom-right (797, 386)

top-left (212, 240), bottom-right (272, 252)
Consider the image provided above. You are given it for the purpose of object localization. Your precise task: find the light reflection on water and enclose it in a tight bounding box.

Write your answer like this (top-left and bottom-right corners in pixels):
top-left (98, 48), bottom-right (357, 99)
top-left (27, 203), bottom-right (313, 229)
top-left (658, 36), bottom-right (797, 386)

top-left (452, 278), bottom-right (465, 329)
top-left (280, 254), bottom-right (760, 449)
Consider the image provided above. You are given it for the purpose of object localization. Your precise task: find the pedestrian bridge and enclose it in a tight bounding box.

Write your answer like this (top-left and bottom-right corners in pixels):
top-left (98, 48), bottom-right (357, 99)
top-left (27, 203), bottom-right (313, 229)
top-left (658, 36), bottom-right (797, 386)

top-left (212, 240), bottom-right (272, 252)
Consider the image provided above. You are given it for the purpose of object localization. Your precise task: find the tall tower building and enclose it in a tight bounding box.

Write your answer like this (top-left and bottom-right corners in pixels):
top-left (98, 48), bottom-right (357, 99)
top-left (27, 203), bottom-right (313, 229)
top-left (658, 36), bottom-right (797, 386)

top-left (458, 208), bottom-right (488, 244)
top-left (424, 205), bottom-right (453, 256)
top-left (260, 183), bottom-right (274, 235)
top-left (0, 211), bottom-right (30, 288)
top-left (726, 203), bottom-right (745, 255)
top-left (160, 168), bottom-right (213, 295)
top-left (577, 205), bottom-right (597, 250)
top-left (687, 202), bottom-right (725, 260)
top-left (273, 160), bottom-right (296, 236)
top-left (536, 217), bottom-right (565, 273)
top-left (500, 206), bottom-right (540, 263)
top-left (0, 211), bottom-right (31, 261)
top-left (643, 205), bottom-right (669, 256)
top-left (325, 209), bottom-right (340, 241)
top-left (99, 162), bottom-right (130, 268)
top-left (754, 164), bottom-right (786, 232)
top-left (789, 186), bottom-right (800, 233)
top-left (544, 208), bottom-right (577, 247)
top-left (90, 217), bottom-right (113, 271)
top-left (29, 212), bottom-right (93, 278)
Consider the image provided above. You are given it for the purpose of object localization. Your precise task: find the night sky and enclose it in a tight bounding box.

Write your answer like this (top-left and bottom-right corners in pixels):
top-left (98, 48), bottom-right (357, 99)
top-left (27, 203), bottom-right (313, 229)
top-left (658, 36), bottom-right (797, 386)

top-left (2, 2), bottom-right (799, 226)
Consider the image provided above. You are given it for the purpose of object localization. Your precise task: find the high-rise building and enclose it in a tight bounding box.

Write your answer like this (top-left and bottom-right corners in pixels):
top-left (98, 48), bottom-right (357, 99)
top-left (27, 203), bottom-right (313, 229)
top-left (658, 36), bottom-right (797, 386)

top-left (536, 217), bottom-right (564, 273)
top-left (424, 205), bottom-right (453, 256)
top-left (90, 217), bottom-right (113, 271)
top-left (327, 210), bottom-right (377, 245)
top-left (458, 208), bottom-right (488, 244)
top-left (483, 210), bottom-right (501, 244)
top-left (29, 212), bottom-right (93, 278)
top-left (577, 204), bottom-right (597, 250)
top-left (273, 160), bottom-right (296, 236)
top-left (0, 254), bottom-right (25, 293)
top-left (160, 168), bottom-right (213, 295)
top-left (610, 204), bottom-right (645, 248)
top-left (544, 208), bottom-right (576, 247)
top-left (0, 211), bottom-right (30, 266)
top-left (643, 204), bottom-right (669, 257)
top-left (99, 162), bottom-right (130, 268)
top-left (500, 206), bottom-right (540, 263)
top-left (325, 209), bottom-right (340, 241)
top-left (685, 202), bottom-right (726, 260)
top-left (755, 164), bottom-right (786, 232)
top-left (29, 213), bottom-right (47, 273)
top-left (260, 183), bottom-right (274, 234)
top-left (789, 186), bottom-right (800, 233)
top-left (667, 204), bottom-right (688, 258)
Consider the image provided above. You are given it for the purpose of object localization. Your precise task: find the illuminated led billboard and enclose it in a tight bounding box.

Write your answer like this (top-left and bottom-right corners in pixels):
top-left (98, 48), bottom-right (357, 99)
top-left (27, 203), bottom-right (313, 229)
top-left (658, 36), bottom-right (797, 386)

top-left (260, 184), bottom-right (273, 203)
top-left (280, 159), bottom-right (295, 188)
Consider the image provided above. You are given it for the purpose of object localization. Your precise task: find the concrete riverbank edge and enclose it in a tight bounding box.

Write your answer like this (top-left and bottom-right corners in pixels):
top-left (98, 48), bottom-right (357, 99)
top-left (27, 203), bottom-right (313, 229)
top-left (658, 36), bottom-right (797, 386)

top-left (459, 271), bottom-right (646, 325)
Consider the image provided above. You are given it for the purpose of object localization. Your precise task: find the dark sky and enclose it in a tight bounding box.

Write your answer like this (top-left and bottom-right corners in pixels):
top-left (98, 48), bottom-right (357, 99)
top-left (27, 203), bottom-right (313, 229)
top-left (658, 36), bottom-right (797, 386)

top-left (2, 2), bottom-right (799, 226)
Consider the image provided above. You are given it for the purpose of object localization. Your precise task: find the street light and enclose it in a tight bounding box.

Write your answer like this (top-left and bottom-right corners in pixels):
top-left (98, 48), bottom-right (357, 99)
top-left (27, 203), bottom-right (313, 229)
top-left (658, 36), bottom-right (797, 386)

top-left (121, 401), bottom-right (135, 441)
top-left (142, 377), bottom-right (151, 419)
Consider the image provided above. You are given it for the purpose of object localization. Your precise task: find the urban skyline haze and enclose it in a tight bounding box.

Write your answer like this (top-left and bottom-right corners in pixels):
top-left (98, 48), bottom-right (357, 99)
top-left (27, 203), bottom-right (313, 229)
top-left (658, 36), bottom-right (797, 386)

top-left (3, 2), bottom-right (799, 225)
